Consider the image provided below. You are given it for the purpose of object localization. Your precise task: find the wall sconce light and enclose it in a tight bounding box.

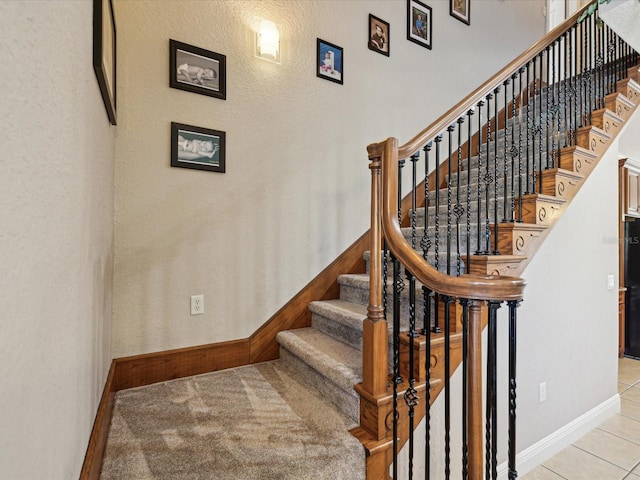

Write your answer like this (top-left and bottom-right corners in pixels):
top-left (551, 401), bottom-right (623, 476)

top-left (255, 19), bottom-right (280, 64)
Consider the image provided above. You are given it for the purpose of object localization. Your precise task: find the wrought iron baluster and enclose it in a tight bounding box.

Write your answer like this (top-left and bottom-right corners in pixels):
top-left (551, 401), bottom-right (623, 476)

top-left (392, 251), bottom-right (403, 480)
top-left (533, 54), bottom-right (542, 194)
top-left (579, 20), bottom-right (586, 128)
top-left (510, 73), bottom-right (517, 222)
top-left (568, 27), bottom-right (576, 147)
top-left (456, 118), bottom-right (464, 276)
top-left (398, 159), bottom-right (405, 224)
top-left (411, 153), bottom-right (419, 249)
top-left (435, 136), bottom-right (441, 273)
top-left (460, 298), bottom-right (470, 480)
top-left (405, 266), bottom-right (418, 480)
top-left (443, 295), bottom-right (453, 480)
top-left (476, 101), bottom-right (485, 254)
top-left (508, 299), bottom-right (521, 480)
top-left (546, 46), bottom-right (551, 169)
top-left (596, 18), bottom-right (604, 111)
top-left (484, 95), bottom-right (493, 253)
top-left (447, 125), bottom-right (454, 275)
top-left (422, 143), bottom-right (432, 263)
top-left (466, 110), bottom-right (474, 266)
top-left (424, 282), bottom-right (432, 479)
top-left (485, 300), bottom-right (501, 480)
top-left (493, 87), bottom-right (501, 254)
top-left (433, 136), bottom-right (442, 333)
top-left (525, 62), bottom-right (532, 194)
top-left (587, 15), bottom-right (596, 124)
top-left (563, 32), bottom-right (569, 144)
top-left (422, 142), bottom-right (433, 336)
top-left (503, 78), bottom-right (510, 222)
top-left (608, 17), bottom-right (614, 93)
top-left (551, 41), bottom-right (558, 171)
top-left (517, 68), bottom-right (524, 222)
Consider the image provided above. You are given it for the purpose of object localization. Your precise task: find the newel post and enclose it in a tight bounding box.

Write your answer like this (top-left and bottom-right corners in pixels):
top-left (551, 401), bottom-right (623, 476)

top-left (362, 145), bottom-right (389, 402)
top-left (467, 299), bottom-right (485, 479)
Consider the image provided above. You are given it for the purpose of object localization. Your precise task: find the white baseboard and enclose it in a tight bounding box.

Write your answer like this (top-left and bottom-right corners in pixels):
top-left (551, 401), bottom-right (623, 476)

top-left (497, 394), bottom-right (620, 479)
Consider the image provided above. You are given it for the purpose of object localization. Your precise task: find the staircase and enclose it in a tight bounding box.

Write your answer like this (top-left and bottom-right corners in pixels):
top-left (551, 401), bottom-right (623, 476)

top-left (273, 7), bottom-right (640, 479)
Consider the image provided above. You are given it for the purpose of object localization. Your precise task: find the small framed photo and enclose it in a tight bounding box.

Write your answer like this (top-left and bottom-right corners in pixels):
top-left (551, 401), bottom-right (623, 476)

top-left (407, 0), bottom-right (432, 50)
top-left (450, 0), bottom-right (470, 25)
top-left (170, 39), bottom-right (226, 100)
top-left (93, 0), bottom-right (117, 125)
top-left (317, 38), bottom-right (343, 85)
top-left (171, 122), bottom-right (226, 173)
top-left (368, 14), bottom-right (390, 56)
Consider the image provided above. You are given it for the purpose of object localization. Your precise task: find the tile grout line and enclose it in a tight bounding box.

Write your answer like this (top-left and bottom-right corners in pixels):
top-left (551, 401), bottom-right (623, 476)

top-left (571, 443), bottom-right (637, 474)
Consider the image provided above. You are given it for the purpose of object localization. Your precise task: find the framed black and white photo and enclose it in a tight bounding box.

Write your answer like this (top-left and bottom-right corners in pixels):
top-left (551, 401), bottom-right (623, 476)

top-left (171, 122), bottom-right (226, 173)
top-left (317, 39), bottom-right (343, 85)
top-left (93, 0), bottom-right (117, 125)
top-left (368, 14), bottom-right (390, 56)
top-left (450, 0), bottom-right (470, 25)
top-left (170, 40), bottom-right (226, 100)
top-left (407, 0), bottom-right (432, 50)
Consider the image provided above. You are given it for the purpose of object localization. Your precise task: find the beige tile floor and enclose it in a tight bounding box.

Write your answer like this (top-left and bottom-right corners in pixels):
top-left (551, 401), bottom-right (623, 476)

top-left (523, 357), bottom-right (640, 480)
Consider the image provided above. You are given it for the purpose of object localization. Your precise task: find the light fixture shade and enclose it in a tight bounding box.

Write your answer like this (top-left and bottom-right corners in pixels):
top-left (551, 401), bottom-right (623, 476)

top-left (256, 20), bottom-right (280, 63)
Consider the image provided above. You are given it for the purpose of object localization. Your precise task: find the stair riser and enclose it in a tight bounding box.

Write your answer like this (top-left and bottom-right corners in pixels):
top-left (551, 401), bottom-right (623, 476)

top-left (312, 313), bottom-right (363, 351)
top-left (279, 348), bottom-right (360, 424)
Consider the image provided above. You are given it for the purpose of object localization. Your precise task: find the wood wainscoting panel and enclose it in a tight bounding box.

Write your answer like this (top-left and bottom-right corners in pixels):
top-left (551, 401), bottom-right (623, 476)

top-left (113, 339), bottom-right (250, 391)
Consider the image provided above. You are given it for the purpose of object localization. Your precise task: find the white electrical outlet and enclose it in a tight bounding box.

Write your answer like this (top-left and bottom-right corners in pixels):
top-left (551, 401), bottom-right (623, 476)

top-left (539, 382), bottom-right (547, 403)
top-left (191, 295), bottom-right (204, 315)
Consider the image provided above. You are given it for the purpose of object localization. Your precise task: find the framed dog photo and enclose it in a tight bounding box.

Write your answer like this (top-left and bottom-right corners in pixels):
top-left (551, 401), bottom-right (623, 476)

top-left (407, 0), bottom-right (432, 50)
top-left (317, 38), bottom-right (343, 85)
top-left (171, 122), bottom-right (226, 173)
top-left (450, 0), bottom-right (470, 25)
top-left (368, 14), bottom-right (390, 56)
top-left (170, 39), bottom-right (226, 100)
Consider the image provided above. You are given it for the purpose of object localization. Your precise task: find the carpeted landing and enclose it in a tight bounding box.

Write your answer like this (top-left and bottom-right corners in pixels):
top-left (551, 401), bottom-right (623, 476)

top-left (100, 360), bottom-right (365, 480)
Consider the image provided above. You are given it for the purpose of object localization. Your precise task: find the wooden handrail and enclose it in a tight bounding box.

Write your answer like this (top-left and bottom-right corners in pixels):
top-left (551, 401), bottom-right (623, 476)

top-left (397, 2), bottom-right (593, 160)
top-left (375, 136), bottom-right (526, 301)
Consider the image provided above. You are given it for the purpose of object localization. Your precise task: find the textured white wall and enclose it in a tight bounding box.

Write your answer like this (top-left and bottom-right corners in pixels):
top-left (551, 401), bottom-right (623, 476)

top-left (0, 1), bottom-right (115, 479)
top-left (113, 0), bottom-right (546, 357)
top-left (508, 137), bottom-right (621, 465)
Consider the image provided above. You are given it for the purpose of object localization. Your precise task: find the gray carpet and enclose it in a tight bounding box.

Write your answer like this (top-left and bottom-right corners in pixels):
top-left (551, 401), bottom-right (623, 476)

top-left (100, 360), bottom-right (365, 480)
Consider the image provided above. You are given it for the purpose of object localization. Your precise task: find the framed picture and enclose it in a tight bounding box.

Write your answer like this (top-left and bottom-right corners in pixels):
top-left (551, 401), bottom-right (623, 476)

top-left (171, 122), bottom-right (226, 173)
top-left (93, 0), bottom-right (117, 125)
top-left (170, 39), bottom-right (226, 100)
top-left (407, 0), bottom-right (432, 50)
top-left (368, 14), bottom-right (390, 56)
top-left (317, 39), bottom-right (344, 85)
top-left (450, 0), bottom-right (470, 25)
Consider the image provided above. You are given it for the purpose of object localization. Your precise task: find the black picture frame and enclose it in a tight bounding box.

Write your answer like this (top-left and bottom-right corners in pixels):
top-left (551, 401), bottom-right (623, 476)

top-left (407, 0), bottom-right (433, 50)
top-left (368, 14), bottom-right (390, 57)
top-left (93, 0), bottom-right (117, 125)
top-left (170, 40), bottom-right (227, 100)
top-left (450, 0), bottom-right (471, 25)
top-left (317, 38), bottom-right (344, 85)
top-left (171, 122), bottom-right (226, 173)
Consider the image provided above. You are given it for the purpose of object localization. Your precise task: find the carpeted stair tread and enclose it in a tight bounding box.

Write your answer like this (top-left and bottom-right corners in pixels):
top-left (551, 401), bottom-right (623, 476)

top-left (310, 298), bottom-right (368, 321)
top-left (309, 299), bottom-right (368, 350)
top-left (276, 327), bottom-right (362, 393)
top-left (100, 360), bottom-right (365, 480)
